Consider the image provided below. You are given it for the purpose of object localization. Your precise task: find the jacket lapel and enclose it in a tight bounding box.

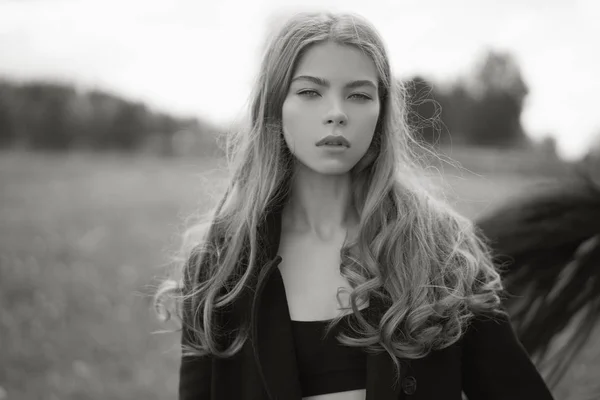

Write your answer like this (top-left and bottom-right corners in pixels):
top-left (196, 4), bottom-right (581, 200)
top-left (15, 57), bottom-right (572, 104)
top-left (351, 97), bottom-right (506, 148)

top-left (248, 194), bottom-right (303, 400)
top-left (365, 293), bottom-right (405, 399)
top-left (245, 191), bottom-right (404, 400)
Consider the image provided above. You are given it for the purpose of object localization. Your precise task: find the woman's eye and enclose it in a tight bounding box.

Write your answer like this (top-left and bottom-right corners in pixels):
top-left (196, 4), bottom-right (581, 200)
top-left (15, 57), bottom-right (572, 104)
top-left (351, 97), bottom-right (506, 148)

top-left (350, 93), bottom-right (372, 101)
top-left (297, 90), bottom-right (372, 101)
top-left (297, 90), bottom-right (319, 97)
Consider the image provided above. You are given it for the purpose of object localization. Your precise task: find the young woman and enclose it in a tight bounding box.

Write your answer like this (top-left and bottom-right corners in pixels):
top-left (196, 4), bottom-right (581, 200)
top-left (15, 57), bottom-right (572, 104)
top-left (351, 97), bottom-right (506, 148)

top-left (155, 11), bottom-right (555, 400)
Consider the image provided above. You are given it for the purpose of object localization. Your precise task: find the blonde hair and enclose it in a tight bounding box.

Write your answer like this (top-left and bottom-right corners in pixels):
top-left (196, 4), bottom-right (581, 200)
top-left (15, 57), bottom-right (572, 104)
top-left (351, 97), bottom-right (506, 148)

top-left (154, 10), bottom-right (504, 379)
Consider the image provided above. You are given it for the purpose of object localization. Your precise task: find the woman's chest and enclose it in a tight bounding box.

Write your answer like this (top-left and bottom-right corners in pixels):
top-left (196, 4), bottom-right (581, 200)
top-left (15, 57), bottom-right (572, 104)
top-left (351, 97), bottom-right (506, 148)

top-left (275, 229), bottom-right (368, 321)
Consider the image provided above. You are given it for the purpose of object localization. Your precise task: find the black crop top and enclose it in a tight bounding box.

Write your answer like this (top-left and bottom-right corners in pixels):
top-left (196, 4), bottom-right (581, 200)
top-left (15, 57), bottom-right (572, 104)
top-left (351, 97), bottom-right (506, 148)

top-left (290, 310), bottom-right (368, 397)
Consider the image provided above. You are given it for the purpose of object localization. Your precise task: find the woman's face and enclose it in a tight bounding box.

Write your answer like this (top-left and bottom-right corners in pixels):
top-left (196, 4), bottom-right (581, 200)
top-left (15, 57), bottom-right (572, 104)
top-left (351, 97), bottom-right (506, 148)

top-left (281, 41), bottom-right (381, 175)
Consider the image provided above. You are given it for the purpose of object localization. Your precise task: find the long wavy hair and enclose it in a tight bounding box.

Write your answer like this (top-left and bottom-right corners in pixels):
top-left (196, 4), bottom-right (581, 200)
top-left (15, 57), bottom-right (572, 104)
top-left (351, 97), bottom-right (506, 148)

top-left (154, 10), bottom-right (503, 378)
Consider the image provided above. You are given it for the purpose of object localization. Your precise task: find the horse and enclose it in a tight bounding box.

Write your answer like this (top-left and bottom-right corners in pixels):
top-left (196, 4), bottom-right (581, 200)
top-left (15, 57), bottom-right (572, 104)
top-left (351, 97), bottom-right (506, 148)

top-left (475, 161), bottom-right (600, 393)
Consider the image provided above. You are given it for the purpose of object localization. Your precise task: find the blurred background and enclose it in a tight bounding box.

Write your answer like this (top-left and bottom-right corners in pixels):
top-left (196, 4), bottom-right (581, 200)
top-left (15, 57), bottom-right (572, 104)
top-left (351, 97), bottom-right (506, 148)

top-left (1, 0), bottom-right (599, 399)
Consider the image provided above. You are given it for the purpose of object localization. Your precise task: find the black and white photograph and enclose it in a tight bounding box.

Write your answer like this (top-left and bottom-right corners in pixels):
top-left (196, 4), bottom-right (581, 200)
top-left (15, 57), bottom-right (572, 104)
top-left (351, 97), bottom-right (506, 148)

top-left (1, 1), bottom-right (599, 399)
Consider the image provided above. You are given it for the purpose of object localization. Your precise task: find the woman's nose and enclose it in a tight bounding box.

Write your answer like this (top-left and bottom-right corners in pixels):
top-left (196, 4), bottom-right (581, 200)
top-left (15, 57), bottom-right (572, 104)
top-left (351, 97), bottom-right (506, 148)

top-left (324, 105), bottom-right (347, 126)
top-left (326, 116), bottom-right (346, 126)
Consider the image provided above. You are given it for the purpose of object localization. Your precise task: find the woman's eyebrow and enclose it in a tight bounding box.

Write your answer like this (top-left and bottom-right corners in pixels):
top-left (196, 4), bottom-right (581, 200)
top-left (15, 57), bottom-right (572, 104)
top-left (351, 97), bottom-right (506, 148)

top-left (291, 75), bottom-right (377, 90)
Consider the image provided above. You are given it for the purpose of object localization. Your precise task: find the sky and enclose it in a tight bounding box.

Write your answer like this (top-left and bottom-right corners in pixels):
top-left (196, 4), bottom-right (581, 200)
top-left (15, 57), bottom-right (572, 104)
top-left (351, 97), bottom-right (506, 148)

top-left (1, 0), bottom-right (599, 160)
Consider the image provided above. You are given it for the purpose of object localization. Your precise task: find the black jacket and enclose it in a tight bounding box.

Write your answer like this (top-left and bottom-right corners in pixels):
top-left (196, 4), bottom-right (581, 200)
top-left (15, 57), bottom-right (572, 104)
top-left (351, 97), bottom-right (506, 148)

top-left (179, 196), bottom-right (555, 400)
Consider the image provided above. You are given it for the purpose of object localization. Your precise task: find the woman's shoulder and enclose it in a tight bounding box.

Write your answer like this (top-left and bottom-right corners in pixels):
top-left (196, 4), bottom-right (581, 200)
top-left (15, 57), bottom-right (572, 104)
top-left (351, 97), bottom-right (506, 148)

top-left (460, 307), bottom-right (513, 343)
top-left (182, 222), bottom-right (230, 289)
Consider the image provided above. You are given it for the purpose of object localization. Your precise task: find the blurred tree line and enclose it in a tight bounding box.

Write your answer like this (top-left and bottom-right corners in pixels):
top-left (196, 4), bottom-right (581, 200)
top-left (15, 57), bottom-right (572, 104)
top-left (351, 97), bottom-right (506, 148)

top-left (0, 79), bottom-right (222, 156)
top-left (0, 49), bottom-right (573, 158)
top-left (404, 50), bottom-right (536, 150)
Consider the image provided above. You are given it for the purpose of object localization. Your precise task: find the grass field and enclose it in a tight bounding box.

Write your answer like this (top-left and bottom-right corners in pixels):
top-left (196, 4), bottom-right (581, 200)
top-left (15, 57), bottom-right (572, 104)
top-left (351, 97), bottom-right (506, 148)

top-left (0, 150), bottom-right (597, 400)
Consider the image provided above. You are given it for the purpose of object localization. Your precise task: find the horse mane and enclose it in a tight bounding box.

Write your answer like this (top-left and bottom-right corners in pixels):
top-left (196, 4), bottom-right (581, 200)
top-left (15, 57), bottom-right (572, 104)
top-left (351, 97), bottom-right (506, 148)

top-left (475, 163), bottom-right (600, 389)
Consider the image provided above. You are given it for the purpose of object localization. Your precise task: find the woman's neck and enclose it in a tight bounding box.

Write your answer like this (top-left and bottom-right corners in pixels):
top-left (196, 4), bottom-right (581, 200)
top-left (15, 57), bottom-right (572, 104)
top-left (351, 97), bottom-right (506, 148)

top-left (283, 163), bottom-right (359, 241)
